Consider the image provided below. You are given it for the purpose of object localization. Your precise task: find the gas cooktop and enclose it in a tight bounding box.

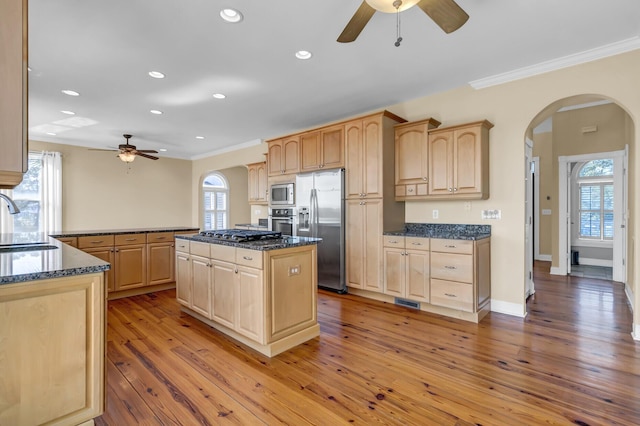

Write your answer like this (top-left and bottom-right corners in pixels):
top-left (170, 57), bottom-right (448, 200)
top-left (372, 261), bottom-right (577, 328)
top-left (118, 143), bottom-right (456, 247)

top-left (198, 229), bottom-right (282, 242)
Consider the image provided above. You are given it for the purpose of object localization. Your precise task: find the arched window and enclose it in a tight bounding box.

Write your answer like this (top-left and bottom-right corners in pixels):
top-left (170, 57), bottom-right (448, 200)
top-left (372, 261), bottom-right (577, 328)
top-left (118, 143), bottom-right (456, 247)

top-left (577, 159), bottom-right (613, 241)
top-left (202, 172), bottom-right (228, 230)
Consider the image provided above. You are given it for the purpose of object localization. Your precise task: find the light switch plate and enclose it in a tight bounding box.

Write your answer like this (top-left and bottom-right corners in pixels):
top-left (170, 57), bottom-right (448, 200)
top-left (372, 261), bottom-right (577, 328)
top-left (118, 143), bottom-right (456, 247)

top-left (482, 209), bottom-right (502, 220)
top-left (432, 209), bottom-right (439, 219)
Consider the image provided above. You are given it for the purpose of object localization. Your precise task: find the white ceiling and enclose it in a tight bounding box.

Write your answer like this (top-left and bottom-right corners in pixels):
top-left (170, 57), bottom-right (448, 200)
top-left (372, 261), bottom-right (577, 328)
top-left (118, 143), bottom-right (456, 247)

top-left (28, 0), bottom-right (640, 160)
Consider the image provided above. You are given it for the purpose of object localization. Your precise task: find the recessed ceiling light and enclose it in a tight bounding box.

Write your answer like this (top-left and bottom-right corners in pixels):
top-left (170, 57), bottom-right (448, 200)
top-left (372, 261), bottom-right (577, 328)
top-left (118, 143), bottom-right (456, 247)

top-left (62, 90), bottom-right (80, 96)
top-left (220, 8), bottom-right (243, 23)
top-left (195, 136), bottom-right (205, 140)
top-left (46, 132), bottom-right (57, 136)
top-left (159, 148), bottom-right (167, 152)
top-left (148, 71), bottom-right (165, 79)
top-left (295, 50), bottom-right (313, 60)
top-left (150, 109), bottom-right (163, 115)
top-left (60, 110), bottom-right (75, 115)
top-left (212, 93), bottom-right (226, 99)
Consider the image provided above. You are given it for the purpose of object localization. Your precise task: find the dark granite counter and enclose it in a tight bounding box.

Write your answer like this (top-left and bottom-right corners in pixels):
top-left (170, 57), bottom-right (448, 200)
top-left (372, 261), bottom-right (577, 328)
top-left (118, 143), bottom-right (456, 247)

top-left (50, 226), bottom-right (199, 238)
top-left (0, 233), bottom-right (110, 285)
top-left (176, 234), bottom-right (321, 251)
top-left (385, 223), bottom-right (491, 240)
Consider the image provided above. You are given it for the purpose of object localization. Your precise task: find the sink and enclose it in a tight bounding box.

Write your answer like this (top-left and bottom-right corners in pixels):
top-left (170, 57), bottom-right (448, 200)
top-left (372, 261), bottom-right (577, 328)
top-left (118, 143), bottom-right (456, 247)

top-left (0, 243), bottom-right (59, 253)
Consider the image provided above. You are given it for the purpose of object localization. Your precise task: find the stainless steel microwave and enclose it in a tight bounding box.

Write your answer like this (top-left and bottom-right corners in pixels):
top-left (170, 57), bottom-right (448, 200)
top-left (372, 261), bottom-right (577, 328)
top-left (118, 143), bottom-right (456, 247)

top-left (270, 182), bottom-right (294, 205)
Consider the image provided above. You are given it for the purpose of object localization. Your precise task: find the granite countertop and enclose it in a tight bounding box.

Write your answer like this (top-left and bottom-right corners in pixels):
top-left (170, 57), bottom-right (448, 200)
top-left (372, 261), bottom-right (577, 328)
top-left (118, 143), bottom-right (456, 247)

top-left (50, 226), bottom-right (199, 238)
top-left (177, 234), bottom-right (322, 251)
top-left (0, 233), bottom-right (110, 285)
top-left (384, 223), bottom-right (491, 241)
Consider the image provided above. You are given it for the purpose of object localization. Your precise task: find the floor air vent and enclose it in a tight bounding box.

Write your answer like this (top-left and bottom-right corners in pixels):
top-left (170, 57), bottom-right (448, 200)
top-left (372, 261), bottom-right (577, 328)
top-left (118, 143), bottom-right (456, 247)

top-left (394, 298), bottom-right (420, 310)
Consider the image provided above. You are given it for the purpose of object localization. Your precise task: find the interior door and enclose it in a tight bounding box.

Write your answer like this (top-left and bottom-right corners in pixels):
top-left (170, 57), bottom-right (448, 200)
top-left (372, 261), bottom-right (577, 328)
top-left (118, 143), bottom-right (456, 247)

top-left (525, 140), bottom-right (535, 298)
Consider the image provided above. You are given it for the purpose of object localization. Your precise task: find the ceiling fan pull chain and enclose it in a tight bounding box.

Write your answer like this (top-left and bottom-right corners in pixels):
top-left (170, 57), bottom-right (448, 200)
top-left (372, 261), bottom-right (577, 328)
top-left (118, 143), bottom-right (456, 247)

top-left (394, 0), bottom-right (403, 47)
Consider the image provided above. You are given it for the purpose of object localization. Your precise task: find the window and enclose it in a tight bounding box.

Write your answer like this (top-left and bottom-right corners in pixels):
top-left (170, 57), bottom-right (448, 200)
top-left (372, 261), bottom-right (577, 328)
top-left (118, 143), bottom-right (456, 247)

top-left (577, 159), bottom-right (613, 241)
top-left (202, 172), bottom-right (228, 230)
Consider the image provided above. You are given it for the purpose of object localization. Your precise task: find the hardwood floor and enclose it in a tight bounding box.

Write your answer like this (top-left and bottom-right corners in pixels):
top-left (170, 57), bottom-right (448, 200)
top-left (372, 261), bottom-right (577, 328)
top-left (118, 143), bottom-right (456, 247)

top-left (96, 261), bottom-right (639, 425)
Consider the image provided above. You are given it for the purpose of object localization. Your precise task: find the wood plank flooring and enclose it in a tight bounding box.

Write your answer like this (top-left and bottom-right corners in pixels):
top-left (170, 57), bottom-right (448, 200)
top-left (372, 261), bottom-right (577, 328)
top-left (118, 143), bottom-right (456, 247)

top-left (96, 261), bottom-right (639, 425)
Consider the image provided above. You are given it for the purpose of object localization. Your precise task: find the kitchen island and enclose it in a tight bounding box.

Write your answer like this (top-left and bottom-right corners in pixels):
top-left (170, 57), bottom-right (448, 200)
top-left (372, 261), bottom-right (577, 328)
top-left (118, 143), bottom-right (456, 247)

top-left (0, 233), bottom-right (110, 426)
top-left (175, 232), bottom-right (321, 357)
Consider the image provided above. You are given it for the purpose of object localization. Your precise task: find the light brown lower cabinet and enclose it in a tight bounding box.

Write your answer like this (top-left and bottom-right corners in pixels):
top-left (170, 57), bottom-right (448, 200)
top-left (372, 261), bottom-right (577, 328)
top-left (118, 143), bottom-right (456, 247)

top-left (114, 233), bottom-right (147, 291)
top-left (175, 240), bottom-right (319, 356)
top-left (383, 236), bottom-right (430, 303)
top-left (0, 273), bottom-right (105, 425)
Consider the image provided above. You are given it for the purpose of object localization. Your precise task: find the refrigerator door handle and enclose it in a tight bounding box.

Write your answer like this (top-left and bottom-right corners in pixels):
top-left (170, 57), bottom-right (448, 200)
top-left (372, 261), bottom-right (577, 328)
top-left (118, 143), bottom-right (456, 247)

top-left (310, 188), bottom-right (318, 238)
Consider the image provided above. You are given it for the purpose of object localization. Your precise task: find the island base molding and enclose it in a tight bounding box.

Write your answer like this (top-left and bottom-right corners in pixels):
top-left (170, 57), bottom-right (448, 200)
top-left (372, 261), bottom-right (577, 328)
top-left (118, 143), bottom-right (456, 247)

top-left (108, 282), bottom-right (175, 300)
top-left (181, 306), bottom-right (321, 357)
top-left (347, 287), bottom-right (491, 323)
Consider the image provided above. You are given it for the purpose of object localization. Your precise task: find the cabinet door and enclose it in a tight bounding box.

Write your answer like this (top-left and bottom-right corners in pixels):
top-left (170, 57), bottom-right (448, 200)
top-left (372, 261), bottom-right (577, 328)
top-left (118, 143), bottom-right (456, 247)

top-left (267, 141), bottom-right (283, 176)
top-left (405, 250), bottom-right (430, 302)
top-left (345, 199), bottom-right (364, 289)
top-left (344, 120), bottom-right (363, 199)
top-left (147, 242), bottom-right (175, 285)
top-left (428, 131), bottom-right (453, 196)
top-left (84, 246), bottom-right (115, 292)
top-left (395, 123), bottom-right (428, 185)
top-left (362, 116), bottom-right (383, 198)
top-left (211, 260), bottom-right (236, 328)
top-left (191, 255), bottom-right (212, 317)
top-left (362, 199), bottom-right (383, 292)
top-left (300, 131), bottom-right (321, 171)
top-left (282, 136), bottom-right (300, 174)
top-left (175, 251), bottom-right (191, 307)
top-left (256, 162), bottom-right (267, 202)
top-left (114, 244), bottom-right (146, 291)
top-left (383, 248), bottom-right (405, 297)
top-left (236, 266), bottom-right (264, 343)
top-left (320, 125), bottom-right (344, 169)
top-left (248, 164), bottom-right (258, 201)
top-left (453, 127), bottom-right (482, 194)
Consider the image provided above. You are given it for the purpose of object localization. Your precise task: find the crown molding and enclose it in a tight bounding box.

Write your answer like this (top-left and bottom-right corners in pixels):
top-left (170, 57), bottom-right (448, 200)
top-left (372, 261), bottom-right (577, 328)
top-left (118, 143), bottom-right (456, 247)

top-left (191, 138), bottom-right (263, 161)
top-left (468, 36), bottom-right (640, 90)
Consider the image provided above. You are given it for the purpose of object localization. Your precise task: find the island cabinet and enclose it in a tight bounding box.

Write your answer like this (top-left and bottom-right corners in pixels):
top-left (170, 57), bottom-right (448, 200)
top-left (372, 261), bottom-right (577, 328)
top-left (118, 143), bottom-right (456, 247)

top-left (0, 272), bottom-right (105, 425)
top-left (427, 120), bottom-right (493, 199)
top-left (247, 161), bottom-right (268, 204)
top-left (344, 111), bottom-right (406, 293)
top-left (383, 236), bottom-right (430, 303)
top-left (267, 136), bottom-right (300, 176)
top-left (299, 124), bottom-right (345, 172)
top-left (0, 0), bottom-right (28, 189)
top-left (175, 239), bottom-right (320, 357)
top-left (430, 238), bottom-right (491, 317)
top-left (394, 118), bottom-right (441, 199)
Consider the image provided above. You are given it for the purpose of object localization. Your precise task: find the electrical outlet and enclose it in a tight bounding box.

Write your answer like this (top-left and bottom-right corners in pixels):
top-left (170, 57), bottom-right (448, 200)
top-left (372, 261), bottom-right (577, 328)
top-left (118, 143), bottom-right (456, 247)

top-left (464, 202), bottom-right (471, 211)
top-left (288, 265), bottom-right (301, 276)
top-left (432, 209), bottom-right (439, 219)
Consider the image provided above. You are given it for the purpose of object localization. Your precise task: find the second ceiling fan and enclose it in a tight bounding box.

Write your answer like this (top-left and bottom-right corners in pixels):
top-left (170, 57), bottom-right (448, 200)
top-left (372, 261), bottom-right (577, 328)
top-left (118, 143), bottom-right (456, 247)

top-left (337, 0), bottom-right (469, 43)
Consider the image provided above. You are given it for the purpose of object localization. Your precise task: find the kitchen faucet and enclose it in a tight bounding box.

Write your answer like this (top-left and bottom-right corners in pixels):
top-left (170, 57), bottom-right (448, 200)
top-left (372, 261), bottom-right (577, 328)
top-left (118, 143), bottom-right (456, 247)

top-left (0, 194), bottom-right (20, 214)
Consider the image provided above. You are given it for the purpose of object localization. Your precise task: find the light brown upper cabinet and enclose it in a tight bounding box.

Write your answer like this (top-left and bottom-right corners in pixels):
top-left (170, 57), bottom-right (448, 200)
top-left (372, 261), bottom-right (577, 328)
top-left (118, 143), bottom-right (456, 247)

top-left (247, 161), bottom-right (268, 204)
top-left (394, 118), bottom-right (441, 199)
top-left (0, 0), bottom-right (28, 188)
top-left (300, 124), bottom-right (344, 171)
top-left (427, 120), bottom-right (493, 199)
top-left (267, 136), bottom-right (300, 176)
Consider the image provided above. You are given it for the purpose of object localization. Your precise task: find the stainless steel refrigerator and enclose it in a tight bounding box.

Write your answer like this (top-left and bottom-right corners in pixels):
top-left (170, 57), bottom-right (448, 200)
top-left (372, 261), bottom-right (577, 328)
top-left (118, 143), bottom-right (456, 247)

top-left (295, 168), bottom-right (346, 293)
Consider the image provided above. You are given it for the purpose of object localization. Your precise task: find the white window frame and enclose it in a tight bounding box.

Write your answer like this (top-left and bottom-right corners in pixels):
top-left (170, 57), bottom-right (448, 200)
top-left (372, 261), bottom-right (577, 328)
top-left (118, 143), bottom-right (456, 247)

top-left (202, 172), bottom-right (229, 231)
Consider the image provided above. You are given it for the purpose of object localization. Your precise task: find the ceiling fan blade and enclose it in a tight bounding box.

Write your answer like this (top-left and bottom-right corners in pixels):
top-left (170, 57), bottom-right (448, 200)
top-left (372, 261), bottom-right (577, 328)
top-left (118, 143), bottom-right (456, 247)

top-left (136, 149), bottom-right (159, 153)
top-left (135, 152), bottom-right (159, 160)
top-left (337, 1), bottom-right (376, 43)
top-left (417, 0), bottom-right (469, 34)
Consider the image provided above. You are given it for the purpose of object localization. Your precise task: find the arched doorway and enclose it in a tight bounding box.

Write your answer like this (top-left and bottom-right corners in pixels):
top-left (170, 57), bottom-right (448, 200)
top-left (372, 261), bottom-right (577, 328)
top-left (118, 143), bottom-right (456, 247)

top-left (524, 94), bottom-right (634, 314)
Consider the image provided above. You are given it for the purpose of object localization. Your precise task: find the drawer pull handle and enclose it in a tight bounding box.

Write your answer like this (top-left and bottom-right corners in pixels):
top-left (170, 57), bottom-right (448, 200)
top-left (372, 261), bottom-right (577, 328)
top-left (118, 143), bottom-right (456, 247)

top-left (445, 245), bottom-right (457, 248)
top-left (389, 240), bottom-right (398, 244)
top-left (444, 293), bottom-right (457, 298)
top-left (91, 240), bottom-right (104, 244)
top-left (125, 238), bottom-right (137, 241)
top-left (444, 266), bottom-right (457, 270)
top-left (243, 256), bottom-right (253, 261)
top-left (408, 188), bottom-right (414, 192)
top-left (155, 236), bottom-right (166, 240)
top-left (411, 242), bottom-right (422, 246)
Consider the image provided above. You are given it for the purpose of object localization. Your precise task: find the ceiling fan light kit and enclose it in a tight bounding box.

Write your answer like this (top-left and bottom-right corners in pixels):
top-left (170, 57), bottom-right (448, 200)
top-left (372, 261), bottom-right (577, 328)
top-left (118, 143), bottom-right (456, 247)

top-left (118, 151), bottom-right (136, 163)
top-left (90, 134), bottom-right (159, 162)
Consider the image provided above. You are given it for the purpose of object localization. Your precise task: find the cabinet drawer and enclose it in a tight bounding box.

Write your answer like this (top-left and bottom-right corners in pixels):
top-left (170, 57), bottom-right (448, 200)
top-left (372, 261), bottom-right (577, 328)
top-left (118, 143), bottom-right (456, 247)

top-left (78, 235), bottom-right (115, 249)
top-left (115, 233), bottom-right (146, 245)
top-left (209, 244), bottom-right (235, 263)
top-left (147, 232), bottom-right (174, 243)
top-left (236, 248), bottom-right (263, 269)
top-left (190, 241), bottom-right (211, 258)
top-left (431, 252), bottom-right (473, 283)
top-left (430, 238), bottom-right (473, 254)
top-left (383, 235), bottom-right (405, 248)
top-left (431, 279), bottom-right (473, 312)
top-left (405, 237), bottom-right (429, 251)
top-left (56, 237), bottom-right (78, 247)
top-left (174, 239), bottom-right (190, 253)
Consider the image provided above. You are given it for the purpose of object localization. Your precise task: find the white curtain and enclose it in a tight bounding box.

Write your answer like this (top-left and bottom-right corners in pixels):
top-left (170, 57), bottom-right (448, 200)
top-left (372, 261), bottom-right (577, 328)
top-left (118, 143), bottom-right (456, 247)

top-left (40, 151), bottom-right (62, 234)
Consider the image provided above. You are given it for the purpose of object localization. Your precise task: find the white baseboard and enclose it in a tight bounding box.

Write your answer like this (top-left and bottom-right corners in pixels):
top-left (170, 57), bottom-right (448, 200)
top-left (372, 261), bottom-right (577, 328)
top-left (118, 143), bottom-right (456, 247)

top-left (577, 257), bottom-right (613, 267)
top-left (550, 266), bottom-right (564, 275)
top-left (536, 254), bottom-right (552, 261)
top-left (633, 324), bottom-right (640, 341)
top-left (491, 299), bottom-right (526, 317)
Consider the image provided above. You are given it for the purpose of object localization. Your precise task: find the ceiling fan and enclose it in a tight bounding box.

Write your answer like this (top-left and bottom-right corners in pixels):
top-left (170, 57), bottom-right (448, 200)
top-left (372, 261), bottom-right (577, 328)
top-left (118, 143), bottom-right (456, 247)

top-left (91, 134), bottom-right (159, 162)
top-left (337, 0), bottom-right (469, 44)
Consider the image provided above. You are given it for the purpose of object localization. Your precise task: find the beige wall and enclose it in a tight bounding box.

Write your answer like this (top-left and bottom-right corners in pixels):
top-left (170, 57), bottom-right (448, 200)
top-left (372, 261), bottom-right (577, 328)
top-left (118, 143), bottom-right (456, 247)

top-left (533, 131), bottom-right (553, 257)
top-left (29, 140), bottom-right (193, 230)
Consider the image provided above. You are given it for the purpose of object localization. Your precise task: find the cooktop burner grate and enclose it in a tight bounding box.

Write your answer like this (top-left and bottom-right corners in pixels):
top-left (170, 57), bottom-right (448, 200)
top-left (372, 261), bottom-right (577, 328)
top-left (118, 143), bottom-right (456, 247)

top-left (198, 229), bottom-right (282, 242)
